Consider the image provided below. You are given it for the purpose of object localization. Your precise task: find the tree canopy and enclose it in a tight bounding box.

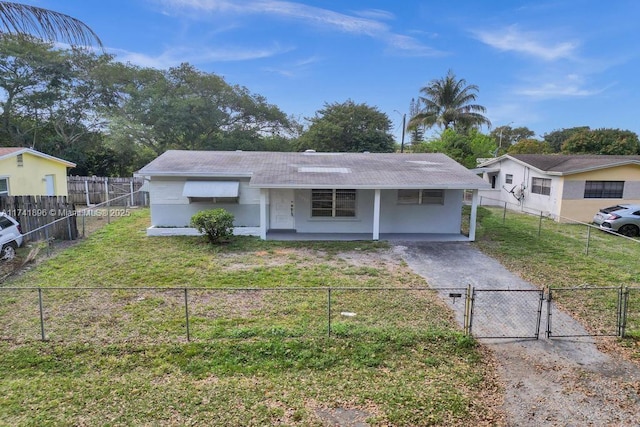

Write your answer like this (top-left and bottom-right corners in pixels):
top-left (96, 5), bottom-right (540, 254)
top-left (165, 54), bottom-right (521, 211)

top-left (297, 100), bottom-right (395, 153)
top-left (507, 139), bottom-right (552, 154)
top-left (411, 128), bottom-right (496, 168)
top-left (408, 70), bottom-right (490, 133)
top-left (561, 128), bottom-right (640, 155)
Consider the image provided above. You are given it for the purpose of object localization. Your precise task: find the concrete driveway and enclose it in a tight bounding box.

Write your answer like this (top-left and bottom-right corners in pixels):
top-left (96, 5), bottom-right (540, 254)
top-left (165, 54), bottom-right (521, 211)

top-left (393, 241), bottom-right (640, 426)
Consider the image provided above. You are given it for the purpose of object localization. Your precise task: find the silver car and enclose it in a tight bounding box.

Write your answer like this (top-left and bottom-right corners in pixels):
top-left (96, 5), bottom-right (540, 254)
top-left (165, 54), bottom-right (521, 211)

top-left (593, 204), bottom-right (640, 237)
top-left (0, 213), bottom-right (23, 260)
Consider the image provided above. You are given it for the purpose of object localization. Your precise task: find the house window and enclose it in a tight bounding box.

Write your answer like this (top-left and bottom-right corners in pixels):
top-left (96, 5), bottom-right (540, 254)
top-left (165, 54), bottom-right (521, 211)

top-left (311, 189), bottom-right (356, 217)
top-left (16, 154), bottom-right (23, 167)
top-left (188, 196), bottom-right (238, 203)
top-left (397, 189), bottom-right (444, 205)
top-left (584, 181), bottom-right (624, 198)
top-left (0, 178), bottom-right (8, 196)
top-left (531, 177), bottom-right (551, 196)
top-left (505, 174), bottom-right (513, 184)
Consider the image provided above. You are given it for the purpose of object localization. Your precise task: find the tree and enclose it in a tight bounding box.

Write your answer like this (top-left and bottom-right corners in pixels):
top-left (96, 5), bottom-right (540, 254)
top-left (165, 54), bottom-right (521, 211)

top-left (411, 128), bottom-right (496, 168)
top-left (489, 125), bottom-right (535, 150)
top-left (561, 128), bottom-right (640, 155)
top-left (297, 100), bottom-right (395, 152)
top-left (507, 139), bottom-right (552, 154)
top-left (0, 2), bottom-right (102, 47)
top-left (543, 126), bottom-right (590, 152)
top-left (408, 70), bottom-right (490, 133)
top-left (106, 63), bottom-right (296, 156)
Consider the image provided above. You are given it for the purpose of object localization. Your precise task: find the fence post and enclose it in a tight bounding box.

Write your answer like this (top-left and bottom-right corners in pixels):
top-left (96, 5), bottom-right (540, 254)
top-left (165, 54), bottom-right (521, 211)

top-left (44, 226), bottom-right (50, 257)
top-left (84, 180), bottom-right (90, 206)
top-left (184, 288), bottom-right (191, 342)
top-left (546, 288), bottom-right (553, 338)
top-left (130, 179), bottom-right (135, 207)
top-left (538, 211), bottom-right (543, 237)
top-left (585, 225), bottom-right (591, 256)
top-left (327, 288), bottom-right (332, 337)
top-left (105, 178), bottom-right (111, 224)
top-left (38, 288), bottom-right (46, 341)
top-left (619, 287), bottom-right (629, 338)
top-left (464, 284), bottom-right (473, 335)
top-left (503, 202), bottom-right (507, 224)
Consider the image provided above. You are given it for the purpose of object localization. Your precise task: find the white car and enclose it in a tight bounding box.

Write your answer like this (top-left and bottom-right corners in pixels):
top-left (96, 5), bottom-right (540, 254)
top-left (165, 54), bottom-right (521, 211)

top-left (0, 213), bottom-right (23, 260)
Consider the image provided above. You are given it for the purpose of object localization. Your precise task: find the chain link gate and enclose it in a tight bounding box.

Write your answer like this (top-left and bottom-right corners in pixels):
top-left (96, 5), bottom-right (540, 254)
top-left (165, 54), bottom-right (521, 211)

top-left (467, 288), bottom-right (545, 339)
top-left (546, 287), bottom-right (628, 338)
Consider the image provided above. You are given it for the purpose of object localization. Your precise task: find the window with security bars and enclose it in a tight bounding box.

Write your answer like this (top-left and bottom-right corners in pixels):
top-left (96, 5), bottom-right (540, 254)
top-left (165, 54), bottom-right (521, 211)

top-left (311, 189), bottom-right (356, 217)
top-left (397, 189), bottom-right (444, 205)
top-left (584, 181), bottom-right (624, 198)
top-left (531, 177), bottom-right (551, 195)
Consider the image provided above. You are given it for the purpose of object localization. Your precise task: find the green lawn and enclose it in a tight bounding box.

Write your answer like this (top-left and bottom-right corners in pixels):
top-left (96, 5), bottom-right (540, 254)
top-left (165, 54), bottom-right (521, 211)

top-left (0, 209), bottom-right (502, 426)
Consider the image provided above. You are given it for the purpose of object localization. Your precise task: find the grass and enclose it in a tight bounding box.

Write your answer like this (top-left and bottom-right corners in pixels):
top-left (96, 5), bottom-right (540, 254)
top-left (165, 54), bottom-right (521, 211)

top-left (474, 206), bottom-right (640, 345)
top-left (0, 209), bottom-right (503, 426)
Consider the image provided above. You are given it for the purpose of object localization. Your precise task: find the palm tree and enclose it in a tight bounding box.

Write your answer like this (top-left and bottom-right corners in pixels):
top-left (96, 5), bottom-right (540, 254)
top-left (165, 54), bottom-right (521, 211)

top-left (0, 2), bottom-right (102, 47)
top-left (408, 70), bottom-right (490, 132)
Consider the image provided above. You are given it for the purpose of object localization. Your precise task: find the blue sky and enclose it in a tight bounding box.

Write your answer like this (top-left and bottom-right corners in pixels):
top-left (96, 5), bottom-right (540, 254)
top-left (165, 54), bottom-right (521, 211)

top-left (23, 0), bottom-right (640, 142)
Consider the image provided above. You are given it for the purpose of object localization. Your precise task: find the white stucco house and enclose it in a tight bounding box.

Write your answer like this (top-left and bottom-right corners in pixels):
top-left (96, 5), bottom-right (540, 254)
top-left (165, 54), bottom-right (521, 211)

top-left (476, 154), bottom-right (640, 223)
top-left (136, 150), bottom-right (491, 241)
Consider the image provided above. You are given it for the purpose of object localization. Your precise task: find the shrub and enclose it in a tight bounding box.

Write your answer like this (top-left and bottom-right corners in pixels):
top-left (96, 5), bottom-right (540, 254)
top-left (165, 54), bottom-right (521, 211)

top-left (190, 209), bottom-right (235, 244)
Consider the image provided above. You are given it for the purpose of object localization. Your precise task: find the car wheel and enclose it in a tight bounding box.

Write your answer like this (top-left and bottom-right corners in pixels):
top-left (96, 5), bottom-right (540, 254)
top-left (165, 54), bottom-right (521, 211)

top-left (0, 242), bottom-right (17, 260)
top-left (617, 224), bottom-right (640, 237)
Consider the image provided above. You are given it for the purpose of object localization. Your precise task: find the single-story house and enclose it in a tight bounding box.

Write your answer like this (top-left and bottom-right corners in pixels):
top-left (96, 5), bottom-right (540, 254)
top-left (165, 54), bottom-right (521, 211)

top-left (136, 150), bottom-right (491, 241)
top-left (0, 147), bottom-right (76, 197)
top-left (137, 150), bottom-right (492, 241)
top-left (476, 154), bottom-right (640, 223)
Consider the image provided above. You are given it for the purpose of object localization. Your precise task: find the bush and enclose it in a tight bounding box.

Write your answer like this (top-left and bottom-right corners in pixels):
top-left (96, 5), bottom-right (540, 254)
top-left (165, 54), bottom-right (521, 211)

top-left (190, 209), bottom-right (235, 244)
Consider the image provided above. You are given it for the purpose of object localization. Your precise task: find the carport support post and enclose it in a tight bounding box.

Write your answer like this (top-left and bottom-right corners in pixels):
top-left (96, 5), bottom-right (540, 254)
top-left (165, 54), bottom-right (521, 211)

top-left (372, 189), bottom-right (380, 240)
top-left (468, 190), bottom-right (479, 241)
top-left (259, 189), bottom-right (267, 240)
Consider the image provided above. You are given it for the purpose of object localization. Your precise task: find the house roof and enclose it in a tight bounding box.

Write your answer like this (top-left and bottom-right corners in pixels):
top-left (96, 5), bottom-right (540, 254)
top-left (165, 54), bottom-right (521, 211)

top-left (0, 147), bottom-right (76, 167)
top-left (137, 150), bottom-right (491, 190)
top-left (478, 154), bottom-right (640, 176)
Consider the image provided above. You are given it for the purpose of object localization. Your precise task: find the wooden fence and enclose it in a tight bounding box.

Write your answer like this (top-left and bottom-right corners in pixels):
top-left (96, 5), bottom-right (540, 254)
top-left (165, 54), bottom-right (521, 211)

top-left (0, 195), bottom-right (78, 242)
top-left (67, 176), bottom-right (148, 206)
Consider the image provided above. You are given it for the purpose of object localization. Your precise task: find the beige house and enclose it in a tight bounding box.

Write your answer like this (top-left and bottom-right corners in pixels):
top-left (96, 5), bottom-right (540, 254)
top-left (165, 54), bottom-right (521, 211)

top-left (0, 147), bottom-right (76, 197)
top-left (476, 154), bottom-right (640, 223)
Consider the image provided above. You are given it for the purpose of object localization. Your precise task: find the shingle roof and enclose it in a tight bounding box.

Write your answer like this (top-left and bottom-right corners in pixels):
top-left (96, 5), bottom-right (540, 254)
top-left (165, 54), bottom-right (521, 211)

top-left (510, 154), bottom-right (640, 174)
top-left (137, 150), bottom-right (490, 190)
top-left (478, 154), bottom-right (640, 175)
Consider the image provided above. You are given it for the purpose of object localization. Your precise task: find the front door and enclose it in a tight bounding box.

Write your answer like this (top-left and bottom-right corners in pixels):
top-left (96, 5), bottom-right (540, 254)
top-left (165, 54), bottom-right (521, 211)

top-left (45, 175), bottom-right (55, 196)
top-left (270, 189), bottom-right (295, 229)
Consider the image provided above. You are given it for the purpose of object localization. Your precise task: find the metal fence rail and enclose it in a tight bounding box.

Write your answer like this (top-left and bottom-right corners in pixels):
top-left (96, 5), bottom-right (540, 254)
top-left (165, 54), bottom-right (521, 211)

top-left (2, 285), bottom-right (640, 343)
top-left (0, 286), bottom-right (449, 343)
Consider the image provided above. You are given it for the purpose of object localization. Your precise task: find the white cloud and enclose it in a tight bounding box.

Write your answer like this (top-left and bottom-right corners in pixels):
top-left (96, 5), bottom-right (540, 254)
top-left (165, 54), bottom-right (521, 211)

top-left (157, 0), bottom-right (442, 56)
top-left (514, 74), bottom-right (608, 99)
top-left (473, 25), bottom-right (578, 61)
top-left (110, 43), bottom-right (293, 69)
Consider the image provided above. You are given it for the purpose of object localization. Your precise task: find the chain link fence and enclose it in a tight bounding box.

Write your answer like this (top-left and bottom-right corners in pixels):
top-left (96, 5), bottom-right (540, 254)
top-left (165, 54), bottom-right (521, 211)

top-left (3, 284), bottom-right (640, 343)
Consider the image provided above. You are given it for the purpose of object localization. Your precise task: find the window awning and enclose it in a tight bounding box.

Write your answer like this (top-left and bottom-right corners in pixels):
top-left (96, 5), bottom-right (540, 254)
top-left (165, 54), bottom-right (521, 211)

top-left (182, 181), bottom-right (239, 198)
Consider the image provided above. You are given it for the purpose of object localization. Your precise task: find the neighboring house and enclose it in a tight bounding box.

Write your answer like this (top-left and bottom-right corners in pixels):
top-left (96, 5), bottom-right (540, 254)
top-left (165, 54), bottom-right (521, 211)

top-left (0, 147), bottom-right (76, 197)
top-left (136, 150), bottom-right (491, 241)
top-left (476, 154), bottom-right (640, 222)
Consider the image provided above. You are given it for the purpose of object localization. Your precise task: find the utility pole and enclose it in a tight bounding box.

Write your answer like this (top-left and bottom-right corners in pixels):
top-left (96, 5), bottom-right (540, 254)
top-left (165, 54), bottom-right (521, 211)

top-left (400, 113), bottom-right (406, 153)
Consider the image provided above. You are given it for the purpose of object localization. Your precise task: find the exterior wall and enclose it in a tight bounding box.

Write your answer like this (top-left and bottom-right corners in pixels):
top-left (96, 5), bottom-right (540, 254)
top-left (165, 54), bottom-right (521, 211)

top-left (291, 189), bottom-right (462, 234)
top-left (148, 177), bottom-right (261, 227)
top-left (149, 179), bottom-right (465, 236)
top-left (558, 164), bottom-right (640, 222)
top-left (0, 152), bottom-right (70, 196)
top-left (379, 189), bottom-right (462, 233)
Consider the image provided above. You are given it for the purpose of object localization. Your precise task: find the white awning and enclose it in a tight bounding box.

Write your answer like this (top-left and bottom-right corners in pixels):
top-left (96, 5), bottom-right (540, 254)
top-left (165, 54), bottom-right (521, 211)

top-left (182, 181), bottom-right (239, 197)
